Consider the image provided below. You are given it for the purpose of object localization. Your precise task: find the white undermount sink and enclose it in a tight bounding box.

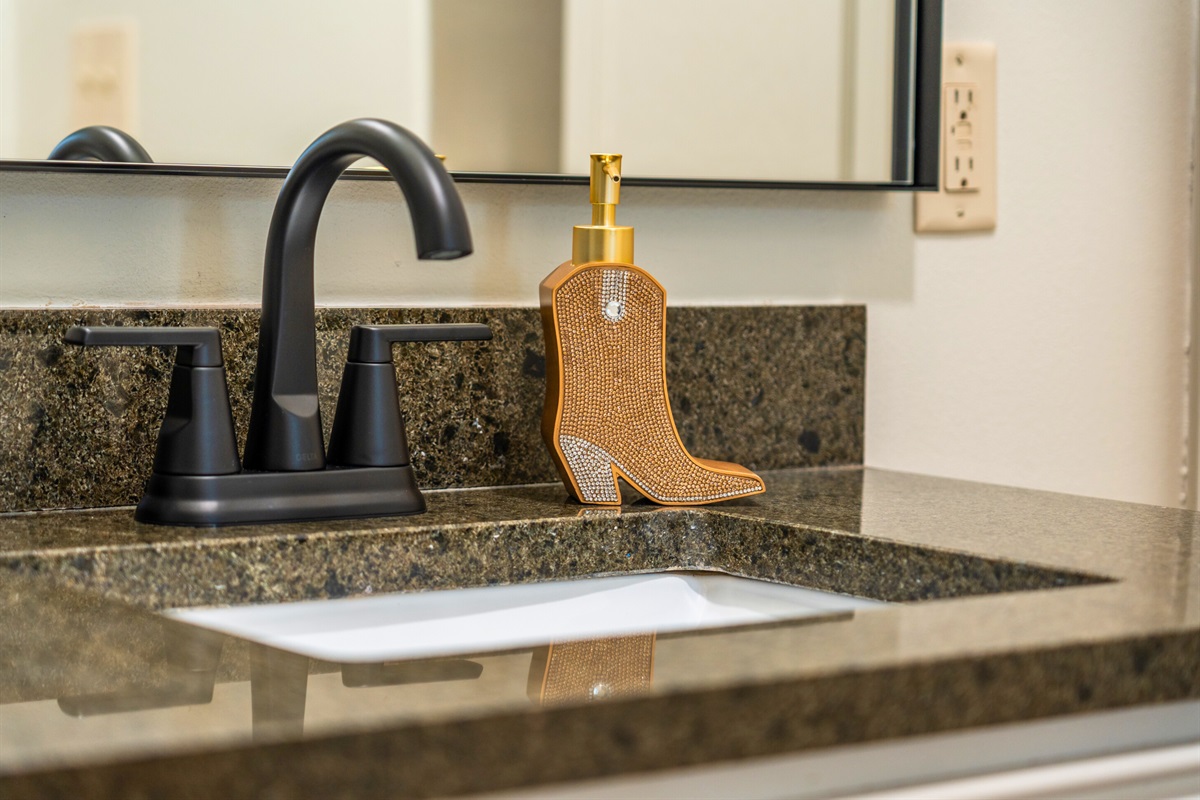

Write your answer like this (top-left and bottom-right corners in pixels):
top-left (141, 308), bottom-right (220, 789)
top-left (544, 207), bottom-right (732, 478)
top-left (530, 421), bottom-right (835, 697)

top-left (164, 572), bottom-right (884, 663)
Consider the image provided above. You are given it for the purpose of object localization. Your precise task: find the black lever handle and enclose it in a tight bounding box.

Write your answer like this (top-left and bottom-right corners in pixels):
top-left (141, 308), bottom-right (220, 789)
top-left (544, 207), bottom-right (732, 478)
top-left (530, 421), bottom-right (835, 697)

top-left (326, 323), bottom-right (493, 468)
top-left (65, 326), bottom-right (224, 367)
top-left (347, 324), bottom-right (492, 364)
top-left (64, 325), bottom-right (240, 477)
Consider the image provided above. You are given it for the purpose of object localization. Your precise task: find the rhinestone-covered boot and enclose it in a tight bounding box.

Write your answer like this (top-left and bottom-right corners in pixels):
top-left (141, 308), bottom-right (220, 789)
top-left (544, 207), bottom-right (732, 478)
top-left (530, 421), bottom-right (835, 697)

top-left (540, 260), bottom-right (765, 506)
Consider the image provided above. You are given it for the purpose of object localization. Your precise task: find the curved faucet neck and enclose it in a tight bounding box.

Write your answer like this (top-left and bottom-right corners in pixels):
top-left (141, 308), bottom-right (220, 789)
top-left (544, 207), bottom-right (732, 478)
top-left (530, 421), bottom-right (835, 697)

top-left (48, 125), bottom-right (153, 163)
top-left (243, 119), bottom-right (472, 472)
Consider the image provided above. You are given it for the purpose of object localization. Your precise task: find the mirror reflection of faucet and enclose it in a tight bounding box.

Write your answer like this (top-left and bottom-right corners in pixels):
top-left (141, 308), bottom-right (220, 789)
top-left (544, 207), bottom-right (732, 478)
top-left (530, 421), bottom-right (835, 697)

top-left (64, 119), bottom-right (491, 526)
top-left (250, 644), bottom-right (486, 741)
top-left (56, 624), bottom-right (485, 740)
top-left (57, 625), bottom-right (224, 718)
top-left (341, 659), bottom-right (483, 688)
top-left (48, 125), bottom-right (153, 163)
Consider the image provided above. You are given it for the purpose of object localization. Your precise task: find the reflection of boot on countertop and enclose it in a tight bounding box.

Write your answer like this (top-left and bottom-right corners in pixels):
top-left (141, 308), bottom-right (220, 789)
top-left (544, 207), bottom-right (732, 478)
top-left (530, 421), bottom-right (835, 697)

top-left (538, 153), bottom-right (763, 507)
top-left (527, 635), bottom-right (655, 706)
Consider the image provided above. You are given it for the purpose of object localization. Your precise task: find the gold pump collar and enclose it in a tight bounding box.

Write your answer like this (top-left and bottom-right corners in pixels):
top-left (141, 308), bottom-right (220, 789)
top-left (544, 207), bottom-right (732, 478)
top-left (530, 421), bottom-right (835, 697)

top-left (573, 153), bottom-right (634, 265)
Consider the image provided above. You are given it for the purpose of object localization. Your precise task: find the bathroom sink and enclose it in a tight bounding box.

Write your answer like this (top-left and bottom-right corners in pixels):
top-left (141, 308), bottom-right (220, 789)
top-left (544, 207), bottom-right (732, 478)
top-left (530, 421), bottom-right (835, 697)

top-left (164, 572), bottom-right (883, 663)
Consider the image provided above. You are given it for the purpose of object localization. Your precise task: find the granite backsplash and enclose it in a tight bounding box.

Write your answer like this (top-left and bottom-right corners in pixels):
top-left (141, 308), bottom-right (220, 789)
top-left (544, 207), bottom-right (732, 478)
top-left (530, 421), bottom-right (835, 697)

top-left (0, 306), bottom-right (864, 513)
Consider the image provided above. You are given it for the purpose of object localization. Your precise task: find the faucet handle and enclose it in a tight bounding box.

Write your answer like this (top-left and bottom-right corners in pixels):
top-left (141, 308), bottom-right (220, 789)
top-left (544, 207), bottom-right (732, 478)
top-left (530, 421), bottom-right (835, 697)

top-left (64, 326), bottom-right (241, 477)
top-left (347, 323), bottom-right (493, 363)
top-left (326, 323), bottom-right (493, 468)
top-left (64, 326), bottom-right (225, 366)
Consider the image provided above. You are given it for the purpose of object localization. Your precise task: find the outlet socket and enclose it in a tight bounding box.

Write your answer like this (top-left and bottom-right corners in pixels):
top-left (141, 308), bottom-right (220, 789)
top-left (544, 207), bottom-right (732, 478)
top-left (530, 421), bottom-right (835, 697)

top-left (915, 43), bottom-right (996, 232)
top-left (944, 83), bottom-right (978, 192)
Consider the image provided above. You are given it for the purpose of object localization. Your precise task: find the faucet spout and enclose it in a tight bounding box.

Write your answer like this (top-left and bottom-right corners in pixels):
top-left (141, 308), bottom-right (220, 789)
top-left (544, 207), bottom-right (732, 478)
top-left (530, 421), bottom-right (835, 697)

top-left (48, 125), bottom-right (153, 162)
top-left (243, 119), bottom-right (472, 472)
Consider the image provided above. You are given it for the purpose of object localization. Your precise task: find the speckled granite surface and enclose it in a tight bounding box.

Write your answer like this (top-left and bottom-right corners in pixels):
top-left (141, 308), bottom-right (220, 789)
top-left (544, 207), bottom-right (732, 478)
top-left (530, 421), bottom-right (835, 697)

top-left (0, 468), bottom-right (1196, 798)
top-left (0, 306), bottom-right (863, 513)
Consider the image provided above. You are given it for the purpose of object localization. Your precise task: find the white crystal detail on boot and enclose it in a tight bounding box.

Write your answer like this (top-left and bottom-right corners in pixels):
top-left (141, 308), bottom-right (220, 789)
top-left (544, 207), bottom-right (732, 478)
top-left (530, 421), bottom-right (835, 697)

top-left (600, 269), bottom-right (629, 322)
top-left (559, 435), bottom-right (761, 504)
top-left (560, 435), bottom-right (619, 502)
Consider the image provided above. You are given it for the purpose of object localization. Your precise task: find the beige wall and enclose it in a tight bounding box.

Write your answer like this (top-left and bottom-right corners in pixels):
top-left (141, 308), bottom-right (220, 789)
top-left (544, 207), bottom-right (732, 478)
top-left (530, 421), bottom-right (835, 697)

top-left (0, 0), bottom-right (1196, 509)
top-left (867, 0), bottom-right (1195, 508)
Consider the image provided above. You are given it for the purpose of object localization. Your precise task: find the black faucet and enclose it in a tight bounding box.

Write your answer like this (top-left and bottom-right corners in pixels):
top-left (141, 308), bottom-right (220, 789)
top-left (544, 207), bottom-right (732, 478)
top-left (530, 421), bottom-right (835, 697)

top-left (244, 118), bottom-right (473, 472)
top-left (65, 119), bottom-right (491, 526)
top-left (48, 125), bottom-right (153, 162)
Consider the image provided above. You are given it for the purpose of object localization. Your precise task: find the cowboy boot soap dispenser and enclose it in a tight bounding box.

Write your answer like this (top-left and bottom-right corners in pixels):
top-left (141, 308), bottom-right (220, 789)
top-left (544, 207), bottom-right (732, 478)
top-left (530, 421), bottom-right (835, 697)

top-left (539, 154), bottom-right (766, 506)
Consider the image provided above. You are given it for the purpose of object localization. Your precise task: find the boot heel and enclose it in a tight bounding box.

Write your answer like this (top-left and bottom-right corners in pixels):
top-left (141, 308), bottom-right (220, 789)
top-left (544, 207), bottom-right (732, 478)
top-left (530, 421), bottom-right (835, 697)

top-left (559, 435), bottom-right (620, 504)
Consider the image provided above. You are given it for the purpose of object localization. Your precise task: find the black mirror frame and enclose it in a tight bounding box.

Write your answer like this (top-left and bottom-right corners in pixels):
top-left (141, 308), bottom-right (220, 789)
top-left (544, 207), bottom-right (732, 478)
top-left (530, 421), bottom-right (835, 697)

top-left (0, 1), bottom-right (941, 192)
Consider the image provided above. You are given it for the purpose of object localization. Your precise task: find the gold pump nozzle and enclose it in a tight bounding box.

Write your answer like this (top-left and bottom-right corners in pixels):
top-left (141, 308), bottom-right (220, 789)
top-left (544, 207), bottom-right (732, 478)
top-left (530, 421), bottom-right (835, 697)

top-left (572, 153), bottom-right (634, 265)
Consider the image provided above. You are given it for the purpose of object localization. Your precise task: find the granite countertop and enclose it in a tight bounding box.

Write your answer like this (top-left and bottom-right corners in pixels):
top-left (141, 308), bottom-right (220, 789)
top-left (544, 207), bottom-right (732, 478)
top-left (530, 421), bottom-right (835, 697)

top-left (0, 467), bottom-right (1196, 798)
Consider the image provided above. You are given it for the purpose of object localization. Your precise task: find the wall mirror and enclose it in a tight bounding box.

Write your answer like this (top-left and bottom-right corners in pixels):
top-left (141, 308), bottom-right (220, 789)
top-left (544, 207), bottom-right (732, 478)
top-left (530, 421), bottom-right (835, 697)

top-left (0, 0), bottom-right (940, 189)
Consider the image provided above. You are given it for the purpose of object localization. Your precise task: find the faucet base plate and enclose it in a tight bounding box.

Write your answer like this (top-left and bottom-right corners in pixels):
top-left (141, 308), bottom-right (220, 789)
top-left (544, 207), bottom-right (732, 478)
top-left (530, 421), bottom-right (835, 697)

top-left (135, 466), bottom-right (426, 527)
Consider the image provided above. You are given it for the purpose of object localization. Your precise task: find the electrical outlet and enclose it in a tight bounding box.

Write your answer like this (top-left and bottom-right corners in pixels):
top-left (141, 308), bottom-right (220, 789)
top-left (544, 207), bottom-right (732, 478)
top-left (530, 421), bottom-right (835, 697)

top-left (71, 22), bottom-right (138, 132)
top-left (915, 43), bottom-right (996, 232)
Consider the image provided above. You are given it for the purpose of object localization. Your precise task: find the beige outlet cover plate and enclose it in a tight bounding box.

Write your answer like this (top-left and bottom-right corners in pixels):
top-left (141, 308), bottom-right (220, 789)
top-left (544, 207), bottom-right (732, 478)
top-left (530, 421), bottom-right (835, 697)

top-left (915, 42), bottom-right (997, 233)
top-left (71, 22), bottom-right (138, 132)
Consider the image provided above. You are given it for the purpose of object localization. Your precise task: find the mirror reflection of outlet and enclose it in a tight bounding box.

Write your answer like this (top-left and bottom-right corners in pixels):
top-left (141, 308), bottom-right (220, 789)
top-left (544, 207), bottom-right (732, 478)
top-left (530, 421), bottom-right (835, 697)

top-left (915, 43), bottom-right (996, 232)
top-left (71, 22), bottom-right (138, 132)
